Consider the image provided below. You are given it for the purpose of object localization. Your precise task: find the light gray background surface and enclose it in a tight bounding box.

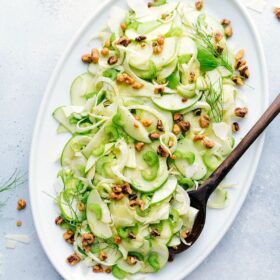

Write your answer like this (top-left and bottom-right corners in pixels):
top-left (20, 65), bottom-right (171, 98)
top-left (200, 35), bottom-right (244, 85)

top-left (0, 0), bottom-right (279, 279)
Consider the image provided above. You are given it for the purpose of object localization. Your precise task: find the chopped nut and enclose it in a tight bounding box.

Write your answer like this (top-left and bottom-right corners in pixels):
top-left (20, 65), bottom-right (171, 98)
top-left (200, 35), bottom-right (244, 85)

top-left (193, 134), bottom-right (205, 142)
top-left (188, 71), bottom-right (196, 83)
top-left (239, 65), bottom-right (250, 79)
top-left (157, 145), bottom-right (169, 158)
top-left (78, 202), bottom-right (85, 211)
top-left (173, 124), bottom-right (181, 135)
top-left (274, 7), bottom-right (280, 20)
top-left (104, 39), bottom-right (111, 48)
top-left (127, 256), bottom-right (137, 265)
top-left (199, 115), bottom-right (210, 128)
top-left (128, 193), bottom-right (137, 201)
top-left (161, 13), bottom-right (168, 20)
top-left (178, 120), bottom-right (191, 132)
top-left (17, 199), bottom-right (26, 210)
top-left (129, 199), bottom-right (138, 207)
top-left (203, 138), bottom-right (215, 149)
top-left (117, 73), bottom-right (135, 85)
top-left (116, 36), bottom-right (131, 47)
top-left (55, 216), bottom-right (64, 225)
top-left (120, 22), bottom-right (127, 31)
top-left (182, 97), bottom-right (188, 103)
top-left (138, 199), bottom-right (145, 211)
top-left (221, 18), bottom-right (231, 26)
top-left (157, 36), bottom-right (165, 46)
top-left (232, 75), bottom-right (244, 86)
top-left (67, 253), bottom-right (81, 266)
top-left (63, 230), bottom-right (75, 244)
top-left (168, 140), bottom-right (174, 147)
top-left (99, 251), bottom-right (107, 261)
top-left (153, 44), bottom-right (163, 55)
top-left (214, 32), bottom-right (223, 43)
top-left (235, 59), bottom-right (247, 70)
top-left (170, 154), bottom-right (176, 160)
top-left (104, 267), bottom-right (112, 273)
top-left (93, 264), bottom-right (103, 273)
top-left (232, 122), bottom-right (240, 133)
top-left (148, 2), bottom-right (152, 8)
top-left (181, 230), bottom-right (190, 239)
top-left (151, 229), bottom-right (161, 237)
top-left (82, 233), bottom-right (95, 246)
top-left (156, 119), bottom-right (164, 132)
top-left (81, 53), bottom-right (92, 63)
top-left (122, 182), bottom-right (132, 194)
top-left (135, 35), bottom-right (147, 42)
top-left (132, 82), bottom-right (144, 89)
top-left (101, 47), bottom-right (109, 56)
top-left (112, 185), bottom-right (123, 193)
top-left (135, 142), bottom-right (144, 152)
top-left (235, 49), bottom-right (245, 61)
top-left (149, 132), bottom-right (160, 140)
top-left (108, 56), bottom-right (118, 65)
top-left (224, 25), bottom-right (233, 38)
top-left (16, 220), bottom-right (22, 227)
top-left (173, 113), bottom-right (183, 123)
top-left (110, 192), bottom-right (125, 200)
top-left (154, 85), bottom-right (165, 94)
top-left (142, 119), bottom-right (153, 127)
top-left (128, 232), bottom-right (136, 239)
top-left (135, 115), bottom-right (141, 121)
top-left (195, 0), bottom-right (203, 10)
top-left (91, 48), bottom-right (100, 64)
top-left (235, 107), bottom-right (248, 118)
top-left (134, 121), bottom-right (139, 128)
top-left (114, 235), bottom-right (122, 244)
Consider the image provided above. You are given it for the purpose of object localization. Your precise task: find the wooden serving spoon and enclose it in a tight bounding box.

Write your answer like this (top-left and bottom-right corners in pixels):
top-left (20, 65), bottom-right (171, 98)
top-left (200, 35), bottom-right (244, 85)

top-left (170, 94), bottom-right (280, 256)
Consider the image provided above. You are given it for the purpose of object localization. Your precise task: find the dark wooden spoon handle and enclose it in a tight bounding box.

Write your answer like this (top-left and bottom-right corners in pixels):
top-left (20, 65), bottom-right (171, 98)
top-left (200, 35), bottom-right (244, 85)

top-left (203, 94), bottom-right (280, 199)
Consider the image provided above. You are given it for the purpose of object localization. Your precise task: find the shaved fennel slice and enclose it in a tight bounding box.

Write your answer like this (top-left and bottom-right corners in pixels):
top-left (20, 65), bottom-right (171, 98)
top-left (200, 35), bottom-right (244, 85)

top-left (208, 187), bottom-right (229, 209)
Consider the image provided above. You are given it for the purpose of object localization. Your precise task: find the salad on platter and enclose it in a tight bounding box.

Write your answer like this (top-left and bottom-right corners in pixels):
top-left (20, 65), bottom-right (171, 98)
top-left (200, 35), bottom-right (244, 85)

top-left (52, 0), bottom-right (250, 278)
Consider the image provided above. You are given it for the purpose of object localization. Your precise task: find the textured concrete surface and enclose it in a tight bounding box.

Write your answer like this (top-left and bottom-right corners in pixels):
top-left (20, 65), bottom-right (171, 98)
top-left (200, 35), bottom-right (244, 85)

top-left (0, 0), bottom-right (279, 279)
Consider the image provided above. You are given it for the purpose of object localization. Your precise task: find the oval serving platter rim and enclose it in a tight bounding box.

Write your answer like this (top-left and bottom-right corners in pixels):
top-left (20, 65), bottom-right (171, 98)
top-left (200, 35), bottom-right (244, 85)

top-left (29, 0), bottom-right (269, 279)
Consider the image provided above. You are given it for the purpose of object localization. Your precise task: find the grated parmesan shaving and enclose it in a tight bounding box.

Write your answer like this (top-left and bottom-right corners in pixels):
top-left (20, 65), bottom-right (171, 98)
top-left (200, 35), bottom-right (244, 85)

top-left (5, 234), bottom-right (30, 244)
top-left (245, 0), bottom-right (267, 13)
top-left (5, 239), bottom-right (17, 249)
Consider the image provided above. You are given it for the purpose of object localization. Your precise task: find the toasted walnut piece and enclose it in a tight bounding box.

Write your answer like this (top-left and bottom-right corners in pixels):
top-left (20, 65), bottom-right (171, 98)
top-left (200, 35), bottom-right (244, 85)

top-left (199, 115), bottom-right (210, 128)
top-left (116, 36), bottom-right (131, 47)
top-left (181, 230), bottom-right (190, 239)
top-left (235, 107), bottom-right (248, 118)
top-left (82, 233), bottom-right (95, 246)
top-left (193, 134), bottom-right (205, 142)
top-left (16, 220), bottom-right (22, 227)
top-left (151, 229), bottom-right (161, 237)
top-left (274, 7), bottom-right (280, 20)
top-left (127, 256), bottom-right (137, 265)
top-left (157, 145), bottom-right (169, 158)
top-left (149, 132), bottom-right (161, 140)
top-left (67, 253), bottom-right (81, 266)
top-left (81, 54), bottom-right (92, 63)
top-left (78, 202), bottom-right (85, 211)
top-left (123, 73), bottom-right (135, 85)
top-left (161, 13), bottom-right (168, 20)
top-left (120, 22), bottom-right (127, 31)
top-left (173, 113), bottom-right (183, 123)
top-left (135, 35), bottom-right (147, 42)
top-left (129, 193), bottom-right (137, 201)
top-left (142, 119), bottom-right (153, 127)
top-left (112, 185), bottom-right (123, 193)
top-left (104, 39), bottom-right (111, 48)
top-left (232, 75), bottom-right (244, 86)
top-left (17, 199), bottom-right (26, 210)
top-left (173, 124), bottom-right (181, 135)
top-left (108, 56), bottom-right (118, 65)
top-left (182, 97), bottom-right (188, 103)
top-left (91, 48), bottom-right (100, 64)
top-left (224, 25), bottom-right (233, 38)
top-left (157, 36), bottom-right (165, 46)
top-left (138, 199), bottom-right (145, 211)
top-left (114, 235), bottom-right (122, 245)
top-left (63, 230), bottom-right (75, 244)
top-left (135, 142), bottom-right (144, 152)
top-left (188, 71), bottom-right (196, 83)
top-left (195, 0), bottom-right (203, 10)
top-left (235, 59), bottom-right (247, 70)
top-left (55, 216), bottom-right (64, 225)
top-left (104, 267), bottom-right (112, 273)
top-left (147, 2), bottom-right (152, 8)
top-left (99, 251), bottom-right (108, 261)
top-left (110, 192), bottom-right (125, 200)
top-left (156, 120), bottom-right (164, 132)
top-left (116, 73), bottom-right (125, 83)
top-left (232, 122), bottom-right (240, 133)
top-left (239, 65), bottom-right (250, 79)
top-left (122, 182), bottom-right (132, 194)
top-left (134, 121), bottom-right (139, 128)
top-left (221, 18), bottom-right (231, 26)
top-left (129, 199), bottom-right (138, 207)
top-left (132, 82), bottom-right (144, 89)
top-left (214, 32), bottom-right (223, 43)
top-left (135, 115), bottom-right (141, 121)
top-left (235, 49), bottom-right (245, 61)
top-left (203, 138), bottom-right (215, 149)
top-left (154, 85), bottom-right (165, 94)
top-left (168, 140), bottom-right (174, 147)
top-left (153, 44), bottom-right (163, 55)
top-left (93, 264), bottom-right (103, 273)
top-left (170, 154), bottom-right (176, 160)
top-left (128, 232), bottom-right (136, 239)
top-left (178, 121), bottom-right (191, 132)
top-left (101, 48), bottom-right (109, 56)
